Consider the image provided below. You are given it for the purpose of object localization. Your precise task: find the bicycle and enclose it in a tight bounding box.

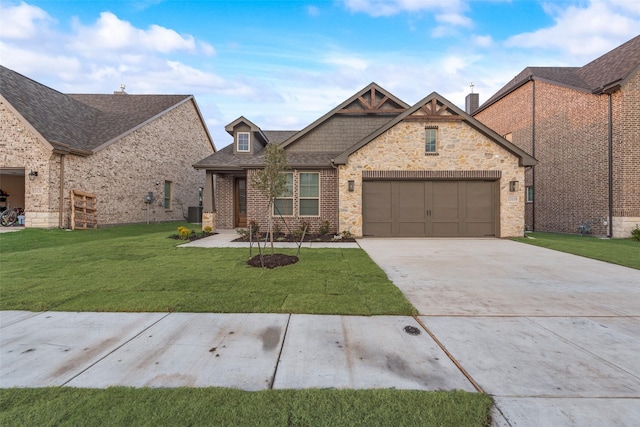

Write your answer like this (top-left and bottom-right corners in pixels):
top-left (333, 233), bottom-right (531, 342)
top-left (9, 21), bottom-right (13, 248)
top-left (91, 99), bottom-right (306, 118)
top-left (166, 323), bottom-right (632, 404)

top-left (1, 202), bottom-right (19, 227)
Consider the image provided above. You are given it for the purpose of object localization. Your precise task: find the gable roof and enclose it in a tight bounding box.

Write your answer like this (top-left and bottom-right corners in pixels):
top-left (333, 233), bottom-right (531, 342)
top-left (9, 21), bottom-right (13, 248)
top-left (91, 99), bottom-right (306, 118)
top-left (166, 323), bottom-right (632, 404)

top-left (278, 82), bottom-right (409, 150)
top-left (333, 92), bottom-right (537, 167)
top-left (476, 35), bottom-right (640, 113)
top-left (1, 65), bottom-right (213, 154)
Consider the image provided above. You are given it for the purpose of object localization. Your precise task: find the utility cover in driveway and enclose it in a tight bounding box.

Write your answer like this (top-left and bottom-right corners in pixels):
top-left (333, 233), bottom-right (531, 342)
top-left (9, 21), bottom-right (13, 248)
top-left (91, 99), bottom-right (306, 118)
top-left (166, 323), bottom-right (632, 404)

top-left (362, 180), bottom-right (495, 237)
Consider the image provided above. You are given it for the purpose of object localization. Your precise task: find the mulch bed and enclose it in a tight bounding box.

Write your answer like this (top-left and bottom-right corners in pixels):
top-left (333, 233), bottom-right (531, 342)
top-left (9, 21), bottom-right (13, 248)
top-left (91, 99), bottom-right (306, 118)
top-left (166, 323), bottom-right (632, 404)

top-left (169, 232), bottom-right (216, 242)
top-left (234, 233), bottom-right (356, 243)
top-left (247, 254), bottom-right (299, 268)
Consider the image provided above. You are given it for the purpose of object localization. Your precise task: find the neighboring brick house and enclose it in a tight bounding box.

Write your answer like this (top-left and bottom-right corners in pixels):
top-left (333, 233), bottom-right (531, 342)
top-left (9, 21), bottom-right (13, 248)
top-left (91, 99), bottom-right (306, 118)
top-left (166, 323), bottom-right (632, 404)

top-left (0, 65), bottom-right (215, 228)
top-left (194, 83), bottom-right (536, 238)
top-left (473, 35), bottom-right (639, 238)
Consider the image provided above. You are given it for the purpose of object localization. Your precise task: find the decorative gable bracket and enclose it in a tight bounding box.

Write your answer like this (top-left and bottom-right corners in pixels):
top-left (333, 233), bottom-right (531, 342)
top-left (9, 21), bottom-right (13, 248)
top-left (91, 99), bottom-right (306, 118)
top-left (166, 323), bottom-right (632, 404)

top-left (337, 87), bottom-right (406, 115)
top-left (403, 98), bottom-right (464, 121)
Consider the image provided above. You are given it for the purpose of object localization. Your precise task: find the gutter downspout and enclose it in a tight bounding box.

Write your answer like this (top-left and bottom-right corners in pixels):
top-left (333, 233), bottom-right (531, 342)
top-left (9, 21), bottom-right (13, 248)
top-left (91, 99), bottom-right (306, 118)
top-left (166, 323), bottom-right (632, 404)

top-left (608, 94), bottom-right (613, 238)
top-left (531, 80), bottom-right (536, 231)
top-left (59, 154), bottom-right (65, 228)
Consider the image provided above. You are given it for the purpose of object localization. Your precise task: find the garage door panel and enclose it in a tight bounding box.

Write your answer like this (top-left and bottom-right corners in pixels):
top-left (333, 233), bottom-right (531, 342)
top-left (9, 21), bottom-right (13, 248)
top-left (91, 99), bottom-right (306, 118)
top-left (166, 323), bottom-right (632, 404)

top-left (362, 179), bottom-right (496, 237)
top-left (466, 222), bottom-right (494, 236)
top-left (432, 223), bottom-right (461, 237)
top-left (363, 182), bottom-right (392, 222)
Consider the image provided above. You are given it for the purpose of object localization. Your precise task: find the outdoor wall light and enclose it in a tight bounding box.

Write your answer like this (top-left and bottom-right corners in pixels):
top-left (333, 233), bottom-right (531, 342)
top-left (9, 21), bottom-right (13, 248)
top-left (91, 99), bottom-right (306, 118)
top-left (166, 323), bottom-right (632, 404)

top-left (509, 180), bottom-right (519, 192)
top-left (28, 170), bottom-right (38, 181)
top-left (348, 180), bottom-right (355, 192)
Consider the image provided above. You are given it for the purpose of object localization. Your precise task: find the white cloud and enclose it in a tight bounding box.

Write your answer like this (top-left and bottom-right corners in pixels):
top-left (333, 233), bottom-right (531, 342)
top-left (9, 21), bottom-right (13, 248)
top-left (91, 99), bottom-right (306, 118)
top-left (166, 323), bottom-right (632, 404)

top-left (472, 35), bottom-right (494, 48)
top-left (307, 5), bottom-right (320, 16)
top-left (0, 1), bottom-right (53, 40)
top-left (505, 0), bottom-right (640, 60)
top-left (323, 54), bottom-right (369, 71)
top-left (69, 12), bottom-right (198, 55)
top-left (343, 0), bottom-right (464, 17)
top-left (436, 12), bottom-right (471, 27)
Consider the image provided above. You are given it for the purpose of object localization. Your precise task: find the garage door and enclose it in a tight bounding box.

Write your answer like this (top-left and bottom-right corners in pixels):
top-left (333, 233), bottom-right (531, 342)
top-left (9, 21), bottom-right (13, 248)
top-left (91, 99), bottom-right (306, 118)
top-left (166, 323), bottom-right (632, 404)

top-left (362, 180), bottom-right (496, 237)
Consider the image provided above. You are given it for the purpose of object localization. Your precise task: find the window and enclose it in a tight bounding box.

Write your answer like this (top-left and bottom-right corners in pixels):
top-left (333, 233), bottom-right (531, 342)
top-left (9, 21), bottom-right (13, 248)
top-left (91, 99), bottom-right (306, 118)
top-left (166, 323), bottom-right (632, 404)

top-left (237, 132), bottom-right (250, 152)
top-left (273, 172), bottom-right (293, 216)
top-left (425, 127), bottom-right (438, 153)
top-left (164, 181), bottom-right (173, 210)
top-left (299, 172), bottom-right (319, 216)
top-left (526, 186), bottom-right (534, 203)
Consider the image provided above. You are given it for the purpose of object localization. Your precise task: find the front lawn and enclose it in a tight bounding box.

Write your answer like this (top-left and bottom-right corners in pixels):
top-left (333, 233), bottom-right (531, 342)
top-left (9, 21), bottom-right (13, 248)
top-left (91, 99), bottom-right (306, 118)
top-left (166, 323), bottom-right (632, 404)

top-left (512, 232), bottom-right (640, 270)
top-left (0, 387), bottom-right (492, 427)
top-left (0, 223), bottom-right (416, 315)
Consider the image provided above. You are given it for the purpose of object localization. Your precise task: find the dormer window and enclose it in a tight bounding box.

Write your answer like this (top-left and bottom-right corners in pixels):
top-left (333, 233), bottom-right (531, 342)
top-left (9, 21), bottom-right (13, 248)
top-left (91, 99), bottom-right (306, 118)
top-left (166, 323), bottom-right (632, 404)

top-left (237, 132), bottom-right (250, 152)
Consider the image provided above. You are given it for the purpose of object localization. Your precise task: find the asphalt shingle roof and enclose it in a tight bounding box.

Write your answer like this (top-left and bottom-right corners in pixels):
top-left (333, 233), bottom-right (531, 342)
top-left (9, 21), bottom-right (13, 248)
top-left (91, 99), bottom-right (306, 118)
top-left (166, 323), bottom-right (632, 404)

top-left (477, 35), bottom-right (640, 112)
top-left (1, 65), bottom-right (191, 153)
top-left (193, 140), bottom-right (339, 170)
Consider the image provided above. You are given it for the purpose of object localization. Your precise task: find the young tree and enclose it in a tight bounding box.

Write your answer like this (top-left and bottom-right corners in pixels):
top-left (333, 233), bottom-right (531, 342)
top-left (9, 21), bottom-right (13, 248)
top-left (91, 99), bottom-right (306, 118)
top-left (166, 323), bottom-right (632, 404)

top-left (251, 143), bottom-right (288, 255)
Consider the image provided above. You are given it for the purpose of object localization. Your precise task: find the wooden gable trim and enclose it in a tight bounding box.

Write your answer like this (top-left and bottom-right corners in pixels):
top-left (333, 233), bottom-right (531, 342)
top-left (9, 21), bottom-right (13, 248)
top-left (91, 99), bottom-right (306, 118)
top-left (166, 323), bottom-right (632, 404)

top-left (336, 86), bottom-right (406, 115)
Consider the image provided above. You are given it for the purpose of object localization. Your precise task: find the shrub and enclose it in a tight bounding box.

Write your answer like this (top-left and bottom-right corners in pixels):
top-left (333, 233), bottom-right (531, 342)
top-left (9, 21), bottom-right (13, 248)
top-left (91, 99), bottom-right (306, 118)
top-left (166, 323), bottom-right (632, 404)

top-left (341, 230), bottom-right (354, 239)
top-left (632, 224), bottom-right (640, 242)
top-left (203, 226), bottom-right (212, 233)
top-left (319, 221), bottom-right (330, 235)
top-left (248, 220), bottom-right (260, 235)
top-left (177, 226), bottom-right (191, 239)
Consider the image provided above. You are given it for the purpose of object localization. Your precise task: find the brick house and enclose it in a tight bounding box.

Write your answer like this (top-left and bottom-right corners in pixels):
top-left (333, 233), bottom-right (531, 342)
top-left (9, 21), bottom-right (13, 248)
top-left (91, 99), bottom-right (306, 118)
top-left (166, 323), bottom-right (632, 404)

top-left (0, 65), bottom-right (215, 228)
top-left (473, 35), bottom-right (639, 238)
top-left (194, 83), bottom-right (536, 238)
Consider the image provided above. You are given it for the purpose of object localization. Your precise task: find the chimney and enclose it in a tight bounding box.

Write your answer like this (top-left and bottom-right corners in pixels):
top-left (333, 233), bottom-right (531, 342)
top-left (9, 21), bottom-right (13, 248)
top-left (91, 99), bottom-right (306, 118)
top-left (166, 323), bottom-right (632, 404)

top-left (465, 82), bottom-right (479, 114)
top-left (465, 93), bottom-right (479, 114)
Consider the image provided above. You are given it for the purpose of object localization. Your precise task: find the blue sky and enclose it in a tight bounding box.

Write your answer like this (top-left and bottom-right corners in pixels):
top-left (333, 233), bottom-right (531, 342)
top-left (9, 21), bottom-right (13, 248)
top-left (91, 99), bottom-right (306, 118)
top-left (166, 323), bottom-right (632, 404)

top-left (1, 0), bottom-right (639, 147)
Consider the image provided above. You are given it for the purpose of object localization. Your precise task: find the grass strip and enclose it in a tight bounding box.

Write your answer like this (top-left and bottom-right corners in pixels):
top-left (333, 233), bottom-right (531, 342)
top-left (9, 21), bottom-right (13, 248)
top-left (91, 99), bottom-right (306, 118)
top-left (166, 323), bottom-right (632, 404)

top-left (0, 223), bottom-right (416, 315)
top-left (512, 232), bottom-right (639, 270)
top-left (0, 387), bottom-right (492, 427)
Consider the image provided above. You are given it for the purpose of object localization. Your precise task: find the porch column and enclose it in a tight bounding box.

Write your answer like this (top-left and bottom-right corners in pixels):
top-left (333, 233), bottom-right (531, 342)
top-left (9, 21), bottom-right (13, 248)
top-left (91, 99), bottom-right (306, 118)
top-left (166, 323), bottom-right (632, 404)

top-left (202, 170), bottom-right (217, 231)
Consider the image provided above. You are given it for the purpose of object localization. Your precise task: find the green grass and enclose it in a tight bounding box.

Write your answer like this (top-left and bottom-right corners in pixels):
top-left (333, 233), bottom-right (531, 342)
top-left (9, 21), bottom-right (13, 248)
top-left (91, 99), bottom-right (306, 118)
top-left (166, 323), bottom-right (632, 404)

top-left (512, 232), bottom-right (640, 270)
top-left (0, 387), bottom-right (492, 427)
top-left (0, 222), bottom-right (415, 315)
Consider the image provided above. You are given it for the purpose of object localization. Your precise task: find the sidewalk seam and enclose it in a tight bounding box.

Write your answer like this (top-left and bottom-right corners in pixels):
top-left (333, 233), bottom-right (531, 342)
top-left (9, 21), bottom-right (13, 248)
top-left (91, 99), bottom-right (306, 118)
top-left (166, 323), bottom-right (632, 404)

top-left (60, 312), bottom-right (173, 386)
top-left (269, 313), bottom-right (291, 390)
top-left (413, 315), bottom-right (485, 393)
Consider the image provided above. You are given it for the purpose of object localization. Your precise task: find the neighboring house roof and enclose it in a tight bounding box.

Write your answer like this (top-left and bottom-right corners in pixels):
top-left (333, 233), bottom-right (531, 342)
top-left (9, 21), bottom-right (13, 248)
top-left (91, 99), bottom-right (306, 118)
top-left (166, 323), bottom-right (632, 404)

top-left (0, 65), bottom-right (214, 154)
top-left (333, 92), bottom-right (537, 167)
top-left (476, 35), bottom-right (640, 113)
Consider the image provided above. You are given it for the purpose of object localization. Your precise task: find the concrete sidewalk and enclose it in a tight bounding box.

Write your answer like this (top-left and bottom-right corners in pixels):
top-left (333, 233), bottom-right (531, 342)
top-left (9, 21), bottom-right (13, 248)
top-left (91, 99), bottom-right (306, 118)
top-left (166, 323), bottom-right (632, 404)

top-left (0, 311), bottom-right (475, 392)
top-left (178, 228), bottom-right (360, 249)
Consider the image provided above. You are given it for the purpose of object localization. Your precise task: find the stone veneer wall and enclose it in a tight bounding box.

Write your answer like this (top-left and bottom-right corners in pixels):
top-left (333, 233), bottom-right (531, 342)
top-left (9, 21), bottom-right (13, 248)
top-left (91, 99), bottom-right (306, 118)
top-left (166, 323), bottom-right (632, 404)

top-left (338, 119), bottom-right (525, 237)
top-left (1, 101), bottom-right (59, 227)
top-left (1, 99), bottom-right (214, 228)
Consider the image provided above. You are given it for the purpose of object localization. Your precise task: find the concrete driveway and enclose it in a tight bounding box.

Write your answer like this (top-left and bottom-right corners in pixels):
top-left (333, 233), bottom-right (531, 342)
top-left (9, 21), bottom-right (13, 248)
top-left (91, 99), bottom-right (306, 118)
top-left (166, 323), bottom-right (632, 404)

top-left (358, 238), bottom-right (640, 427)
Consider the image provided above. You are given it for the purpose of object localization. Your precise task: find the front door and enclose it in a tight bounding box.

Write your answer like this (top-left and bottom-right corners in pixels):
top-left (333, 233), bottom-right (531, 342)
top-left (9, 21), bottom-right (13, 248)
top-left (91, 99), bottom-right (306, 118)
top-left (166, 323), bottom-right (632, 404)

top-left (234, 177), bottom-right (247, 227)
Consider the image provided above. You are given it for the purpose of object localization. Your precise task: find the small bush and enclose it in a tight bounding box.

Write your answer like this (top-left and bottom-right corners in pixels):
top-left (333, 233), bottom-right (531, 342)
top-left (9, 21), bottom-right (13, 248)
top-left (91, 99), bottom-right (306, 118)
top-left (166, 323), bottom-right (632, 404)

top-left (319, 221), bottom-right (330, 235)
top-left (177, 226), bottom-right (192, 239)
top-left (342, 230), bottom-right (354, 239)
top-left (632, 224), bottom-right (640, 242)
top-left (203, 226), bottom-right (212, 233)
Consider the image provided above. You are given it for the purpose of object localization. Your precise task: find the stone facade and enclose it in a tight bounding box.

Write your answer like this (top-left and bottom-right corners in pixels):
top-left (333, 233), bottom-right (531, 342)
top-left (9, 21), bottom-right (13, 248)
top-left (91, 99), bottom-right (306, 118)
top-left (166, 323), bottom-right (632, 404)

top-left (1, 99), bottom-right (214, 228)
top-left (338, 119), bottom-right (525, 237)
top-left (475, 73), bottom-right (639, 238)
